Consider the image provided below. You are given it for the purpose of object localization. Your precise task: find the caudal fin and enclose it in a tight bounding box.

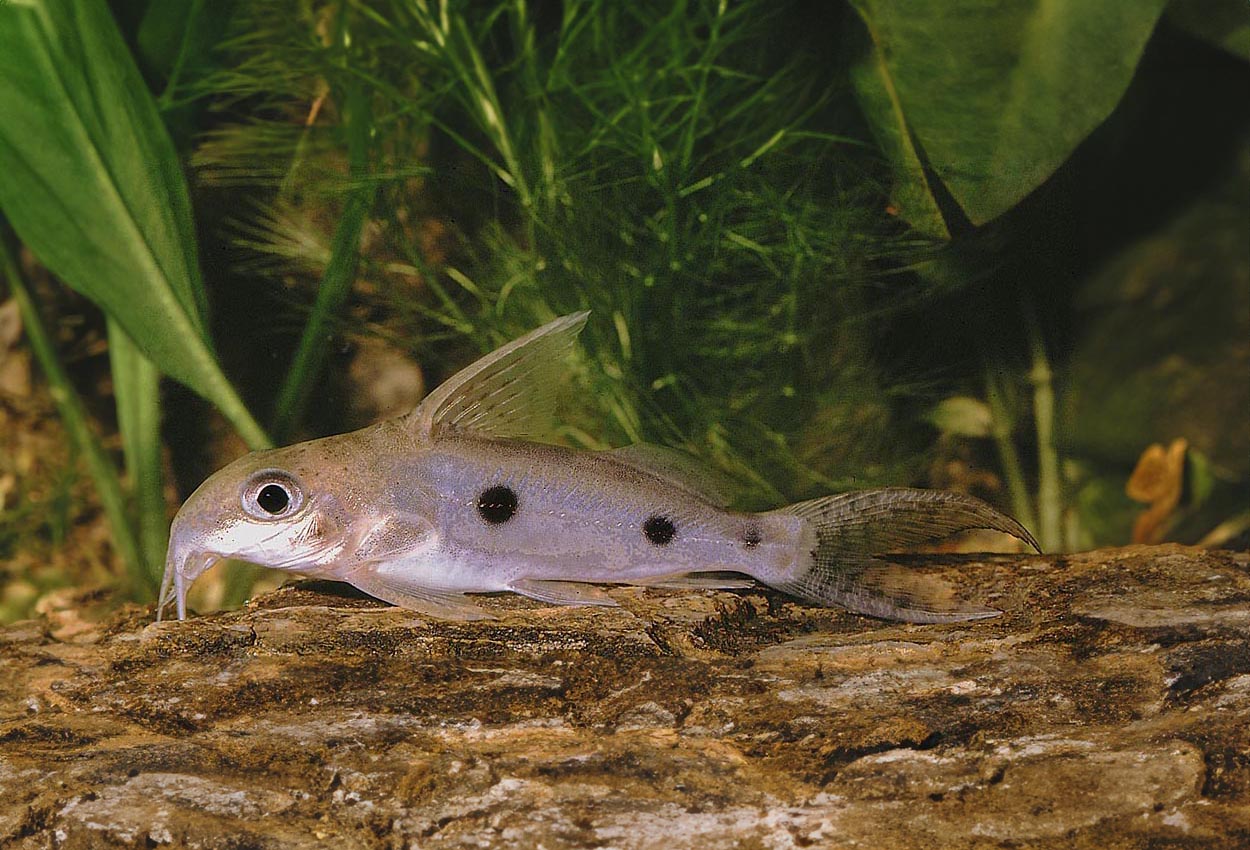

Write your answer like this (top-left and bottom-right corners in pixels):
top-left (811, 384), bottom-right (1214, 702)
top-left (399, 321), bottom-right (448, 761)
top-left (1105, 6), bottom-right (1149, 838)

top-left (767, 488), bottom-right (1039, 623)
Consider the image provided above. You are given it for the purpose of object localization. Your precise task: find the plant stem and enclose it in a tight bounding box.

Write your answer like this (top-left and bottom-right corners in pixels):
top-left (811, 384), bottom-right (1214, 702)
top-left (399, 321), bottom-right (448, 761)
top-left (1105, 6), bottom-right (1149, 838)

top-left (1, 234), bottom-right (149, 597)
top-left (1025, 306), bottom-right (1062, 552)
top-left (269, 182), bottom-right (374, 440)
top-left (984, 366), bottom-right (1037, 536)
top-left (156, 0), bottom-right (207, 110)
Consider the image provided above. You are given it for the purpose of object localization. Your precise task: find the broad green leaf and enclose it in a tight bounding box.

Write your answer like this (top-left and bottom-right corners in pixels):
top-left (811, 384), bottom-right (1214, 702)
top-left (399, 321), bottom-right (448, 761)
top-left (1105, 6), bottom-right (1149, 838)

top-left (847, 20), bottom-right (948, 239)
top-left (848, 25), bottom-right (948, 239)
top-left (0, 0), bottom-right (269, 449)
top-left (849, 0), bottom-right (1170, 232)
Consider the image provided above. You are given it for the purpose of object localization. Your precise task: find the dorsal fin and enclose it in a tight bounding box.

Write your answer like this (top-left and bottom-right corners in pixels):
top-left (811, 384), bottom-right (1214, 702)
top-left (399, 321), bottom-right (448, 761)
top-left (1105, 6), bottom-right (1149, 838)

top-left (605, 443), bottom-right (738, 507)
top-left (406, 312), bottom-right (589, 441)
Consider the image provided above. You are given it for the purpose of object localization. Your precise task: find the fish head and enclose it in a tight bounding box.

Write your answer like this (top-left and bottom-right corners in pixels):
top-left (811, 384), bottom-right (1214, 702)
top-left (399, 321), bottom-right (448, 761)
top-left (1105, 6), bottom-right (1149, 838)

top-left (158, 424), bottom-right (427, 621)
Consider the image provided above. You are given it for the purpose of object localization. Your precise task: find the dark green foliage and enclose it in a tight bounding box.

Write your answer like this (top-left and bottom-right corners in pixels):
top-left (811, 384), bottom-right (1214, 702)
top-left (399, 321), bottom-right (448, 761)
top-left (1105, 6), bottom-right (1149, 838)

top-left (201, 0), bottom-right (917, 503)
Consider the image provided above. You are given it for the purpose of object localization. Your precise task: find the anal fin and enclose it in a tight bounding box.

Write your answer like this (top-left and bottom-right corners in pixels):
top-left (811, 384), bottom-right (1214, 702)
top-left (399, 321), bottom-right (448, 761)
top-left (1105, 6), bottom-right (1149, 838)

top-left (509, 579), bottom-right (619, 608)
top-left (635, 571), bottom-right (756, 591)
top-left (346, 565), bottom-right (494, 621)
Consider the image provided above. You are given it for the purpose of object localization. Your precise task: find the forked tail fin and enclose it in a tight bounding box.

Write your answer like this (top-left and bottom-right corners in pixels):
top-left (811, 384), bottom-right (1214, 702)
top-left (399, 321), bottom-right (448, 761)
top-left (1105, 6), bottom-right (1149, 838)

top-left (766, 488), bottom-right (1040, 623)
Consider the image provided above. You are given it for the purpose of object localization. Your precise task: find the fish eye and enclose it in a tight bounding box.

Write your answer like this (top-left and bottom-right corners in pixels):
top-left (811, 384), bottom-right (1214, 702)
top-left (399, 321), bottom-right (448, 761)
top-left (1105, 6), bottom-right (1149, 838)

top-left (241, 470), bottom-right (305, 520)
top-left (257, 484), bottom-right (289, 514)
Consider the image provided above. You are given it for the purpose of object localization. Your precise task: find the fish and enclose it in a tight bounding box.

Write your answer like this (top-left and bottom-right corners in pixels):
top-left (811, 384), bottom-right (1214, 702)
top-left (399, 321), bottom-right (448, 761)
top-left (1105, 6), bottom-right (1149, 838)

top-left (157, 312), bottom-right (1039, 623)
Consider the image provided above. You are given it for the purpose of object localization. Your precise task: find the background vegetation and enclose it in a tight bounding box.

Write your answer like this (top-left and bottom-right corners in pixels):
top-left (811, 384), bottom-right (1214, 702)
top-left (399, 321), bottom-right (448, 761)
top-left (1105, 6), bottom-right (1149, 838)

top-left (0, 0), bottom-right (1247, 620)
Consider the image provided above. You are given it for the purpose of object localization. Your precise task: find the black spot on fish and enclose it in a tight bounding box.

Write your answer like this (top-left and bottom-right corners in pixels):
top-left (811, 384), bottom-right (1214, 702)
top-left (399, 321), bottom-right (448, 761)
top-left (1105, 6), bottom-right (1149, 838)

top-left (742, 524), bottom-right (763, 549)
top-left (643, 514), bottom-right (676, 546)
top-left (477, 485), bottom-right (518, 524)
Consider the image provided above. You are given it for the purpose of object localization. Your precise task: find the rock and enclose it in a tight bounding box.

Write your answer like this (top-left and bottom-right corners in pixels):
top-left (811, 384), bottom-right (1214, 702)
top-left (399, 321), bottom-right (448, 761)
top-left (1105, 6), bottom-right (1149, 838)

top-left (0, 545), bottom-right (1246, 848)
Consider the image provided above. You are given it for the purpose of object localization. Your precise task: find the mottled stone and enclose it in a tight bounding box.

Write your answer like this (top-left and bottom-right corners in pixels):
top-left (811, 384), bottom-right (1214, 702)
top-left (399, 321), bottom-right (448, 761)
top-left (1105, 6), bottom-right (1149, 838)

top-left (0, 544), bottom-right (1246, 848)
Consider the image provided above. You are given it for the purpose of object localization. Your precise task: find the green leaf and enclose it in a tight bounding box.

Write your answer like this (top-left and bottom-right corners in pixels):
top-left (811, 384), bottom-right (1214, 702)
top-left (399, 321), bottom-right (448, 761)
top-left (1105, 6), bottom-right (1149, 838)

top-left (0, 0), bottom-right (269, 450)
top-left (1185, 446), bottom-right (1217, 508)
top-left (108, 320), bottom-right (167, 590)
top-left (849, 0), bottom-right (1170, 231)
top-left (847, 23), bottom-right (948, 239)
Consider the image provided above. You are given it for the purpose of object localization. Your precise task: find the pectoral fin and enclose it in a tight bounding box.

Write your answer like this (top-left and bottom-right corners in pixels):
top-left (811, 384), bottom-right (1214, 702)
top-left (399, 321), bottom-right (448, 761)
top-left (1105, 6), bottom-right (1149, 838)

top-left (509, 578), bottom-right (619, 608)
top-left (352, 513), bottom-right (435, 561)
top-left (345, 564), bottom-right (494, 621)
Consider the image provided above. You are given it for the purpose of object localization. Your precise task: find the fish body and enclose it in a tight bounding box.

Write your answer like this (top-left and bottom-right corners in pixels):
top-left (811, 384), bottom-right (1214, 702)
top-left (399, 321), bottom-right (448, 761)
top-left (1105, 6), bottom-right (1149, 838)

top-left (388, 434), bottom-right (804, 588)
top-left (159, 313), bottom-right (1038, 622)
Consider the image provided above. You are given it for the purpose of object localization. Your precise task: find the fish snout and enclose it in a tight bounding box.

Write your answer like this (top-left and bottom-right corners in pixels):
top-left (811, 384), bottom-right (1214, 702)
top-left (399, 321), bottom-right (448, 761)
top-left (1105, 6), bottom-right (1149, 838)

top-left (156, 529), bottom-right (222, 622)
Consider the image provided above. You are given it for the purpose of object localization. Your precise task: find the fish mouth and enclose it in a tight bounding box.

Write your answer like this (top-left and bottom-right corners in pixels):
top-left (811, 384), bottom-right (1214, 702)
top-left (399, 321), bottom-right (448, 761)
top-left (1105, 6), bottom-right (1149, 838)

top-left (156, 547), bottom-right (222, 622)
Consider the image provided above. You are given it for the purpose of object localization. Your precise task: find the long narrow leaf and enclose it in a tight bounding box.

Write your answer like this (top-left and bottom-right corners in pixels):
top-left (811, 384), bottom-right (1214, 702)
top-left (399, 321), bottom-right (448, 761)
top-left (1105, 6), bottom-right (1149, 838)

top-left (108, 320), bottom-right (167, 589)
top-left (0, 0), bottom-right (269, 450)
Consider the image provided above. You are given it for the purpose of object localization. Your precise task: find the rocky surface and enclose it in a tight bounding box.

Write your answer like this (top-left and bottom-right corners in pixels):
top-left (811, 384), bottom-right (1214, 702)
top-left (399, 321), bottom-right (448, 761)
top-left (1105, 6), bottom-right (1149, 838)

top-left (0, 544), bottom-right (1247, 848)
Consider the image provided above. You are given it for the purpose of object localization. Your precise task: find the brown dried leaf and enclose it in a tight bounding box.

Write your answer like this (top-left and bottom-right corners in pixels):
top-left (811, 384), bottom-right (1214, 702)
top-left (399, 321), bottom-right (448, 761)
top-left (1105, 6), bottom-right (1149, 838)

top-left (1126, 438), bottom-right (1188, 544)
